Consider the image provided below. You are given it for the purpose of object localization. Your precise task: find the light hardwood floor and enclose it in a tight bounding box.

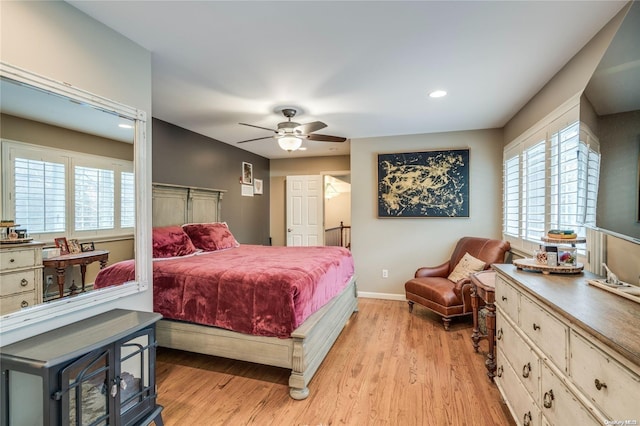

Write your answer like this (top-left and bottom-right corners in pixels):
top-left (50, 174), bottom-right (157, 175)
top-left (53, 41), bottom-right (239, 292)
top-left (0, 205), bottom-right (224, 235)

top-left (155, 298), bottom-right (514, 425)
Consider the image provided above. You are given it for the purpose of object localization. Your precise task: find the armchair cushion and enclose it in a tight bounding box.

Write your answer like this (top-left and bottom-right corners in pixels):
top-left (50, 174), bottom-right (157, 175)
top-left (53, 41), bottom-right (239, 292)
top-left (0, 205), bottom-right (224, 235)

top-left (447, 252), bottom-right (486, 282)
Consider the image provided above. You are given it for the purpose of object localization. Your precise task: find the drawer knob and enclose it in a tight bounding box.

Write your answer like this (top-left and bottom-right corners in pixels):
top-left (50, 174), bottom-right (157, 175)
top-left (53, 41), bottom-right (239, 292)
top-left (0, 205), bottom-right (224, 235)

top-left (523, 411), bottom-right (532, 426)
top-left (20, 278), bottom-right (29, 287)
top-left (532, 323), bottom-right (541, 331)
top-left (20, 300), bottom-right (29, 308)
top-left (594, 378), bottom-right (607, 391)
top-left (496, 328), bottom-right (503, 341)
top-left (10, 258), bottom-right (15, 263)
top-left (522, 362), bottom-right (531, 379)
top-left (496, 365), bottom-right (503, 378)
top-left (501, 296), bottom-right (507, 301)
top-left (543, 389), bottom-right (555, 408)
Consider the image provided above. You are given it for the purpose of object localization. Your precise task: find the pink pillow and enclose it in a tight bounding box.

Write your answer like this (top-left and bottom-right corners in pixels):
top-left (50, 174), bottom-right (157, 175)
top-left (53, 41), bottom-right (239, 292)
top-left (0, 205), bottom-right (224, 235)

top-left (182, 222), bottom-right (240, 251)
top-left (152, 226), bottom-right (198, 258)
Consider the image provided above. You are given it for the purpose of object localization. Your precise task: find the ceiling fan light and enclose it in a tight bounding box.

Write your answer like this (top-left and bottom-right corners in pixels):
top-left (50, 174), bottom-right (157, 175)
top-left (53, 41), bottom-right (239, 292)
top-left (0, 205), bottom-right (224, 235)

top-left (278, 136), bottom-right (302, 152)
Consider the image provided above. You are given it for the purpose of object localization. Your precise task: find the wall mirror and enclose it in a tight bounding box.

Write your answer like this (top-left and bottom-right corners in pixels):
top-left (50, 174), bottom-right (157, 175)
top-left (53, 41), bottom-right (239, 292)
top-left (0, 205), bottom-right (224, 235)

top-left (0, 62), bottom-right (151, 333)
top-left (581, 0), bottom-right (640, 242)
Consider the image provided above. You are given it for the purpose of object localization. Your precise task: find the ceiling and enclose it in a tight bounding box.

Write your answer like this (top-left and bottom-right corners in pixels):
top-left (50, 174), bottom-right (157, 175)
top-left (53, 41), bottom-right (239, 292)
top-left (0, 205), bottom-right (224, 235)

top-left (61, 1), bottom-right (627, 159)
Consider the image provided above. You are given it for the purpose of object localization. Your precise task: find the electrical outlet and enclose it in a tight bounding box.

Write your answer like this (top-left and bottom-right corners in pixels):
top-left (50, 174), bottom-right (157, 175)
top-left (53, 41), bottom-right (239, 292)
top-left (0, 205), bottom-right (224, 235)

top-left (382, 269), bottom-right (388, 278)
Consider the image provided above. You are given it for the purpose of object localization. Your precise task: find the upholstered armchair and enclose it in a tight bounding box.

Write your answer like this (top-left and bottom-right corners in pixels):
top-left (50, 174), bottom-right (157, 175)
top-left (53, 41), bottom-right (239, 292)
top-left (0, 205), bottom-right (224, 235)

top-left (404, 237), bottom-right (510, 330)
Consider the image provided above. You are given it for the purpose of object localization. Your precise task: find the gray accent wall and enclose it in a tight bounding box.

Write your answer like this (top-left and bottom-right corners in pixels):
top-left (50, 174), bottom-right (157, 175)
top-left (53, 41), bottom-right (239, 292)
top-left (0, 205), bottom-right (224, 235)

top-left (152, 118), bottom-right (270, 245)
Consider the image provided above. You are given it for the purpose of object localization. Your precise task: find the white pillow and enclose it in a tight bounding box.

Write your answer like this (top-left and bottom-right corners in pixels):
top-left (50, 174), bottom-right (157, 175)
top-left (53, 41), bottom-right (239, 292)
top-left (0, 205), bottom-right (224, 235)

top-left (448, 252), bottom-right (486, 282)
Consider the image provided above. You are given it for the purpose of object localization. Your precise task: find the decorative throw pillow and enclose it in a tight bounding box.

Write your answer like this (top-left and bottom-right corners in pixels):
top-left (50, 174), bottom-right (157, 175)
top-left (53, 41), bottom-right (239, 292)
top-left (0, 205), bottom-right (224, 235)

top-left (448, 252), bottom-right (486, 282)
top-left (182, 222), bottom-right (240, 251)
top-left (152, 226), bottom-right (198, 258)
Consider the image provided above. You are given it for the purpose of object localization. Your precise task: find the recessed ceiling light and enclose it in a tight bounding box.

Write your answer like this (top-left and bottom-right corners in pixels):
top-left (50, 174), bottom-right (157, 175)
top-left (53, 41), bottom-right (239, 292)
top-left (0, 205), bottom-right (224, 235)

top-left (429, 90), bottom-right (447, 98)
top-left (118, 123), bottom-right (134, 129)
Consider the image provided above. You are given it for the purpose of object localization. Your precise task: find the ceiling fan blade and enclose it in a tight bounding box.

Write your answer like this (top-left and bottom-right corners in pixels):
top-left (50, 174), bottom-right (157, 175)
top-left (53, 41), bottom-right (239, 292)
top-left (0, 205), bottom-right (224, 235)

top-left (236, 136), bottom-right (273, 144)
top-left (239, 122), bottom-right (277, 132)
top-left (296, 121), bottom-right (327, 134)
top-left (306, 133), bottom-right (347, 143)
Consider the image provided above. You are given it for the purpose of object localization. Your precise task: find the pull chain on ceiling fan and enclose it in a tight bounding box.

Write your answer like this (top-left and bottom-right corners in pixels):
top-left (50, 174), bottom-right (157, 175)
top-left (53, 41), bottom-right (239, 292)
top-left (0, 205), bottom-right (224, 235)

top-left (236, 108), bottom-right (346, 152)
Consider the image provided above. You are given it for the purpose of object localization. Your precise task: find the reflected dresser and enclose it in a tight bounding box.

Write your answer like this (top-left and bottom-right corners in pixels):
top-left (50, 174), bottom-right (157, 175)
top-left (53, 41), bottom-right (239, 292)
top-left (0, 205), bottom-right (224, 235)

top-left (0, 241), bottom-right (44, 315)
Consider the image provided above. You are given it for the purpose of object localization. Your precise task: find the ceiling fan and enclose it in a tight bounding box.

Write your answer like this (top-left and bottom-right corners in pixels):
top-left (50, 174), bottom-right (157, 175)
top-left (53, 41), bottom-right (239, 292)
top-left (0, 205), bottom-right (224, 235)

top-left (237, 108), bottom-right (346, 152)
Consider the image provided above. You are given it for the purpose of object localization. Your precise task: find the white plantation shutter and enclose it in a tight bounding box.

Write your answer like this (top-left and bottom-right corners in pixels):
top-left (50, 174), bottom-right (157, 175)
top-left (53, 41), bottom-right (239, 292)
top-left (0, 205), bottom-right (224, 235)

top-left (549, 121), bottom-right (580, 232)
top-left (75, 166), bottom-right (115, 231)
top-left (121, 171), bottom-right (135, 229)
top-left (14, 157), bottom-right (66, 233)
top-left (522, 140), bottom-right (546, 242)
top-left (503, 154), bottom-right (520, 237)
top-left (580, 126), bottom-right (600, 230)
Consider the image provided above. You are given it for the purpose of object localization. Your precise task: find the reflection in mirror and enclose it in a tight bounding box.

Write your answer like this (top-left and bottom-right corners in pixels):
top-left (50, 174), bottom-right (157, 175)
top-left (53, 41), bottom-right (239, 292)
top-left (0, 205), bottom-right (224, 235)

top-left (581, 0), bottom-right (640, 241)
top-left (0, 63), bottom-right (148, 330)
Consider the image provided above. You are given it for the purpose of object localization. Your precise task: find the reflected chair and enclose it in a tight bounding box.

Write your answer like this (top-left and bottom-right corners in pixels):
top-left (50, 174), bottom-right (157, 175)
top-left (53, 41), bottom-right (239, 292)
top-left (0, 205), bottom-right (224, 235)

top-left (404, 237), bottom-right (510, 330)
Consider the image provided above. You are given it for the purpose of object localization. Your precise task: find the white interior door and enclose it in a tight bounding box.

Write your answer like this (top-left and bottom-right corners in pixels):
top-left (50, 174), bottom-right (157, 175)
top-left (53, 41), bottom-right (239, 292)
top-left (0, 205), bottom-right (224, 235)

top-left (286, 175), bottom-right (323, 246)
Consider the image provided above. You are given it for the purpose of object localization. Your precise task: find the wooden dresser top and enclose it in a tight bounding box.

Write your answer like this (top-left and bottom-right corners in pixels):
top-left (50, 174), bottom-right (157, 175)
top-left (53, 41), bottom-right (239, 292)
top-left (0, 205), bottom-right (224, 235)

top-left (493, 264), bottom-right (640, 367)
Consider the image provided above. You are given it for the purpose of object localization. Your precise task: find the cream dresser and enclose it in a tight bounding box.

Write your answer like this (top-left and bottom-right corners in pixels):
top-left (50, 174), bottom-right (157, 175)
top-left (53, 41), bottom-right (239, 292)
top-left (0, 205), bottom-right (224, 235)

top-left (492, 264), bottom-right (640, 426)
top-left (0, 241), bottom-right (45, 315)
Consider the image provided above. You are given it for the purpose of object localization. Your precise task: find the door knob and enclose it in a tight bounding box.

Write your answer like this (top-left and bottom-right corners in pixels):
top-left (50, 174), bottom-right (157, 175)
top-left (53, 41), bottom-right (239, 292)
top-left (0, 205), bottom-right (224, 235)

top-left (287, 228), bottom-right (293, 232)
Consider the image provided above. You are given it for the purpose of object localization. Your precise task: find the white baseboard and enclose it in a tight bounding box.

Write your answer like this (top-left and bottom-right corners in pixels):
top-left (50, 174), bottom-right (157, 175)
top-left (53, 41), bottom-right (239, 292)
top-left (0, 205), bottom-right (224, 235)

top-left (357, 291), bottom-right (406, 301)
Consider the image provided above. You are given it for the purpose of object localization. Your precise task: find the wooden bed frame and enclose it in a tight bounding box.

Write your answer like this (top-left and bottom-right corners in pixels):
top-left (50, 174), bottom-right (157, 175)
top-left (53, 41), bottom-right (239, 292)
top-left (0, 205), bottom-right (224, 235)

top-left (151, 183), bottom-right (358, 399)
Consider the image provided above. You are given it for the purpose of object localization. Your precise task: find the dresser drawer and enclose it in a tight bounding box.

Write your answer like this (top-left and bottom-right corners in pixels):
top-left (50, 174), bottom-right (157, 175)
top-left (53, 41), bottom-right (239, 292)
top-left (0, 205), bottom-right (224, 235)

top-left (570, 330), bottom-right (640, 420)
top-left (0, 270), bottom-right (38, 296)
top-left (0, 291), bottom-right (37, 314)
top-left (540, 362), bottom-right (600, 426)
top-left (520, 295), bottom-right (568, 371)
top-left (495, 275), bottom-right (519, 321)
top-left (0, 248), bottom-right (39, 270)
top-left (497, 312), bottom-right (540, 403)
top-left (496, 348), bottom-right (541, 426)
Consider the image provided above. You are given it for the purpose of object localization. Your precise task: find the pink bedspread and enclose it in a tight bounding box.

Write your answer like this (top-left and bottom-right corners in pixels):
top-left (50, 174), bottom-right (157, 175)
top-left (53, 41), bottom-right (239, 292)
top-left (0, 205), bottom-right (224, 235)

top-left (95, 245), bottom-right (354, 338)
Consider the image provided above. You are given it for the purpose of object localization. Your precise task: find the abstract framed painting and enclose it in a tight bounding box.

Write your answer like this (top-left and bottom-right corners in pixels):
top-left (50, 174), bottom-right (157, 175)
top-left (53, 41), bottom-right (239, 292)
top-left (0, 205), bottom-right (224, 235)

top-left (377, 148), bottom-right (470, 218)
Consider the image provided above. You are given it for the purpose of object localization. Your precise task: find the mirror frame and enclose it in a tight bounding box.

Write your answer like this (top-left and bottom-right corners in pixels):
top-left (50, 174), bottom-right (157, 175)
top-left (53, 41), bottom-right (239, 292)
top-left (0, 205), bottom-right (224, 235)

top-left (0, 62), bottom-right (152, 333)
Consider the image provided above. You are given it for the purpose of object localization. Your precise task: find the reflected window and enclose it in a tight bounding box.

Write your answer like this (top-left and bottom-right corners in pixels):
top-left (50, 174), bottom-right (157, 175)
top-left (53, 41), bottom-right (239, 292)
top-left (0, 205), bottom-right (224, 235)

top-left (14, 157), bottom-right (66, 233)
top-left (2, 140), bottom-right (134, 239)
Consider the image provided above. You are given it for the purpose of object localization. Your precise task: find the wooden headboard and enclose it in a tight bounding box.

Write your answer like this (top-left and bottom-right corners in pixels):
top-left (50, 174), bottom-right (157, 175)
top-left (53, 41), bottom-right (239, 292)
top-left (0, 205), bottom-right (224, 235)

top-left (152, 183), bottom-right (227, 227)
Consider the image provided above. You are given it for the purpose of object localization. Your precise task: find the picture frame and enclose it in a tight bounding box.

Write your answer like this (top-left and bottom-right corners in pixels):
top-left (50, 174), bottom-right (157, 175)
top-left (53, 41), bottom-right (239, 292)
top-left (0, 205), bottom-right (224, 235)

top-left (68, 239), bottom-right (81, 254)
top-left (81, 242), bottom-right (95, 252)
top-left (377, 148), bottom-right (470, 218)
top-left (254, 178), bottom-right (263, 195)
top-left (242, 162), bottom-right (253, 185)
top-left (54, 237), bottom-right (70, 255)
top-left (241, 184), bottom-right (254, 197)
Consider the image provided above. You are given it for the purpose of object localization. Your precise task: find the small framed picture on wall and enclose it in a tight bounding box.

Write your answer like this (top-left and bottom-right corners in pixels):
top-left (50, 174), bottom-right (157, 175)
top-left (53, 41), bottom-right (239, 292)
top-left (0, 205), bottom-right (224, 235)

top-left (254, 178), bottom-right (263, 195)
top-left (242, 162), bottom-right (253, 185)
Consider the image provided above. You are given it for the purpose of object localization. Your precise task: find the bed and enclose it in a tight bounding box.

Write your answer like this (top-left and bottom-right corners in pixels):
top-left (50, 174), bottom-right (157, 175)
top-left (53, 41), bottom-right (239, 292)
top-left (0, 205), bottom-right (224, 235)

top-left (96, 183), bottom-right (358, 399)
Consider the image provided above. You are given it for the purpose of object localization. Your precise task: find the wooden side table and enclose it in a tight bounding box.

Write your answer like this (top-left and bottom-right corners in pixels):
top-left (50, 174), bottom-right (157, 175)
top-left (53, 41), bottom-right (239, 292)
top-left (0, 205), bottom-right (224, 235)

top-left (42, 250), bottom-right (109, 298)
top-left (470, 269), bottom-right (497, 381)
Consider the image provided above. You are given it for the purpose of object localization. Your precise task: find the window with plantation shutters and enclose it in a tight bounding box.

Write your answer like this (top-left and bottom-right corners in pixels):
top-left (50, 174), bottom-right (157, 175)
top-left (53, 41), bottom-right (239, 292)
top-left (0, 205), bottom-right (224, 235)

top-left (121, 171), bottom-right (135, 229)
top-left (522, 140), bottom-right (546, 242)
top-left (502, 104), bottom-right (600, 255)
top-left (2, 140), bottom-right (133, 240)
top-left (75, 166), bottom-right (115, 231)
top-left (14, 157), bottom-right (66, 233)
top-left (503, 154), bottom-right (520, 237)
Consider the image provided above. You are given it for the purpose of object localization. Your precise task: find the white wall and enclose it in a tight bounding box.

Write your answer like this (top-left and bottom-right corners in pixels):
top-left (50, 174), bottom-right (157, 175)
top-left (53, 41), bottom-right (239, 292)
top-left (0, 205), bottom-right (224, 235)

top-left (350, 129), bottom-right (504, 299)
top-left (0, 1), bottom-right (152, 344)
